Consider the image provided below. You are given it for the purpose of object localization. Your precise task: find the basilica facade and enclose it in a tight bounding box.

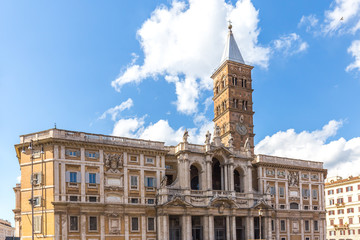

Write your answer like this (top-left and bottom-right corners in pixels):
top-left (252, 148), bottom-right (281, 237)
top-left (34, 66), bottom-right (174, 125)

top-left (14, 25), bottom-right (327, 240)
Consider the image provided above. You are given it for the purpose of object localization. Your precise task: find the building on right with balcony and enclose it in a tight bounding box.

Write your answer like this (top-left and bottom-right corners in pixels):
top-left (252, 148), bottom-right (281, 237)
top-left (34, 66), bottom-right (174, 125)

top-left (325, 175), bottom-right (360, 239)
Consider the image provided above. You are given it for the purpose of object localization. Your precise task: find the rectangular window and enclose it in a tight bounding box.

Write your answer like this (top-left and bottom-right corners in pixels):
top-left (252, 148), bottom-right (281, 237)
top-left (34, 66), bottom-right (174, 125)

top-left (280, 220), bottom-right (286, 231)
top-left (337, 198), bottom-right (343, 204)
top-left (358, 184), bottom-right (360, 190)
top-left (312, 189), bottom-right (318, 200)
top-left (69, 195), bottom-right (78, 201)
top-left (34, 215), bottom-right (42, 233)
top-left (130, 176), bottom-right (138, 190)
top-left (86, 151), bottom-right (99, 159)
top-left (146, 157), bottom-right (154, 164)
top-left (301, 173), bottom-right (308, 179)
top-left (89, 173), bottom-right (96, 184)
top-left (32, 173), bottom-right (42, 185)
top-left (336, 188), bottom-right (343, 193)
top-left (129, 155), bottom-right (138, 162)
top-left (330, 219), bottom-right (334, 225)
top-left (347, 208), bottom-right (354, 213)
top-left (145, 177), bottom-right (156, 188)
top-left (69, 216), bottom-right (79, 232)
top-left (89, 196), bottom-right (97, 202)
top-left (148, 217), bottom-right (155, 231)
top-left (66, 150), bottom-right (80, 157)
top-left (305, 220), bottom-right (310, 232)
top-left (339, 219), bottom-right (343, 225)
top-left (348, 196), bottom-right (352, 202)
top-left (328, 189), bottom-right (334, 195)
top-left (270, 186), bottom-right (276, 195)
top-left (302, 189), bottom-right (310, 198)
top-left (130, 198), bottom-right (139, 204)
top-left (89, 216), bottom-right (98, 231)
top-left (131, 217), bottom-right (139, 231)
top-left (147, 198), bottom-right (155, 205)
top-left (349, 218), bottom-right (353, 224)
top-left (70, 172), bottom-right (77, 183)
top-left (314, 220), bottom-right (318, 231)
top-left (279, 187), bottom-right (285, 198)
top-left (338, 209), bottom-right (344, 214)
top-left (329, 199), bottom-right (334, 205)
top-left (346, 186), bottom-right (353, 192)
top-left (271, 220), bottom-right (275, 232)
top-left (33, 196), bottom-right (41, 207)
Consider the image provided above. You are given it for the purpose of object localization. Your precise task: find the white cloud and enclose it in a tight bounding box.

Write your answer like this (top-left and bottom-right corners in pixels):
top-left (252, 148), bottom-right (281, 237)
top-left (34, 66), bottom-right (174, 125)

top-left (273, 33), bottom-right (309, 56)
top-left (255, 120), bottom-right (360, 178)
top-left (298, 15), bottom-right (319, 32)
top-left (99, 98), bottom-right (134, 121)
top-left (346, 40), bottom-right (360, 71)
top-left (111, 0), bottom-right (270, 115)
top-left (112, 115), bottom-right (214, 145)
top-left (322, 0), bottom-right (360, 34)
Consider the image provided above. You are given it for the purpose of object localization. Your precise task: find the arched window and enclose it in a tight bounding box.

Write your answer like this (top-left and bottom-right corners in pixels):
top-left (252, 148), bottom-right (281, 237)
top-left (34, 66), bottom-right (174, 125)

top-left (244, 79), bottom-right (247, 88)
top-left (290, 202), bottom-right (299, 209)
top-left (233, 99), bottom-right (238, 108)
top-left (190, 165), bottom-right (200, 190)
top-left (212, 159), bottom-right (222, 190)
top-left (232, 76), bottom-right (237, 86)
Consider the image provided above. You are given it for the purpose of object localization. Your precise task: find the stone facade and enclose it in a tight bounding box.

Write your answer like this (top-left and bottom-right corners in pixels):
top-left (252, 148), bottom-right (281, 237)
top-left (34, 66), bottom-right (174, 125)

top-left (325, 175), bottom-right (360, 240)
top-left (0, 219), bottom-right (15, 240)
top-left (13, 25), bottom-right (327, 240)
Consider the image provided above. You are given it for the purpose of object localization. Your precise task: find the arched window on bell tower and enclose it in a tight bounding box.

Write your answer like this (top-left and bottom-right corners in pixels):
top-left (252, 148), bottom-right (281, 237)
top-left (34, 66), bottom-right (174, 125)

top-left (232, 76), bottom-right (237, 86)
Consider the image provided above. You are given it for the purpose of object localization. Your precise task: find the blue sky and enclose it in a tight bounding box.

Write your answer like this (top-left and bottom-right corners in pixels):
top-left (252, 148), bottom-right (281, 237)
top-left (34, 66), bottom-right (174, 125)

top-left (1, 0), bottom-right (360, 225)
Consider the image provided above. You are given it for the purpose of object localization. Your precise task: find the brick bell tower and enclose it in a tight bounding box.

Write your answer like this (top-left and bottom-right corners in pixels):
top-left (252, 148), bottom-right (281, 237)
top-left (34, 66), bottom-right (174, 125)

top-left (211, 23), bottom-right (255, 154)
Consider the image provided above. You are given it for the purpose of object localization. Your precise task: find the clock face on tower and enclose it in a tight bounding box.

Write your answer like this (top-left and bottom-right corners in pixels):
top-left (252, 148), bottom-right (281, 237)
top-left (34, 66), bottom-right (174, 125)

top-left (236, 122), bottom-right (247, 135)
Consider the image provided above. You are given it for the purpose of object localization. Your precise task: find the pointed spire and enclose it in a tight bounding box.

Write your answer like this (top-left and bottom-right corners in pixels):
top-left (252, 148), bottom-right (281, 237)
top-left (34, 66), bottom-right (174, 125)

top-left (220, 21), bottom-right (245, 65)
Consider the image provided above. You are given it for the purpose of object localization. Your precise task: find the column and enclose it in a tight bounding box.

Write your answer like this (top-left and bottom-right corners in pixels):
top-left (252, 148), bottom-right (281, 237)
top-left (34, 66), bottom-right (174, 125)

top-left (209, 215), bottom-right (214, 240)
top-left (266, 217), bottom-right (272, 240)
top-left (60, 145), bottom-right (65, 159)
top-left (182, 215), bottom-right (187, 240)
top-left (100, 215), bottom-right (105, 240)
top-left (80, 147), bottom-right (85, 161)
top-left (258, 166), bottom-right (263, 193)
top-left (285, 174), bottom-right (289, 209)
top-left (287, 219), bottom-right (290, 240)
top-left (319, 184), bottom-right (323, 210)
top-left (81, 214), bottom-right (86, 240)
top-left (275, 182), bottom-right (279, 208)
top-left (310, 219), bottom-right (314, 239)
top-left (54, 161), bottom-right (59, 201)
top-left (157, 215), bottom-right (162, 240)
top-left (224, 165), bottom-right (228, 191)
top-left (125, 215), bottom-right (129, 240)
top-left (229, 164), bottom-right (234, 191)
top-left (206, 158), bottom-right (212, 190)
top-left (185, 160), bottom-right (190, 189)
top-left (300, 219), bottom-right (304, 240)
top-left (226, 216), bottom-right (230, 240)
top-left (231, 216), bottom-right (236, 240)
top-left (140, 169), bottom-right (145, 204)
top-left (246, 216), bottom-right (254, 240)
top-left (123, 152), bottom-right (128, 204)
top-left (54, 214), bottom-right (60, 240)
top-left (163, 215), bottom-right (169, 240)
top-left (61, 163), bottom-right (66, 201)
top-left (99, 164), bottom-right (104, 203)
top-left (275, 219), bottom-right (280, 240)
top-left (61, 214), bottom-right (67, 240)
top-left (187, 215), bottom-right (192, 240)
top-left (156, 155), bottom-right (161, 188)
top-left (203, 216), bottom-right (209, 240)
top-left (81, 164), bottom-right (85, 202)
top-left (141, 215), bottom-right (146, 240)
top-left (221, 165), bottom-right (224, 190)
top-left (309, 183), bottom-right (312, 209)
top-left (247, 166), bottom-right (252, 192)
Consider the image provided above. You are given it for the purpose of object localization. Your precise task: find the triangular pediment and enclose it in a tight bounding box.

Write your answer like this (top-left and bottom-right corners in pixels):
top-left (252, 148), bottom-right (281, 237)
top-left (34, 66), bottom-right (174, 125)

top-left (210, 196), bottom-right (238, 208)
top-left (164, 195), bottom-right (192, 207)
top-left (252, 199), bottom-right (273, 210)
top-left (208, 146), bottom-right (233, 157)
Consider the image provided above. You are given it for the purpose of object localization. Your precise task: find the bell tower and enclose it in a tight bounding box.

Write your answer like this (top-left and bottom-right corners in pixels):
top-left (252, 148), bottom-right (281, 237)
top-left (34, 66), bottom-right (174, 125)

top-left (211, 23), bottom-right (255, 154)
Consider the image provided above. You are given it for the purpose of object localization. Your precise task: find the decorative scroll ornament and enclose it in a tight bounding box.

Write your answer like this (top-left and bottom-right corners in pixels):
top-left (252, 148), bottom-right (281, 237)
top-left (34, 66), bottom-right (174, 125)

top-left (104, 153), bottom-right (123, 173)
top-left (288, 171), bottom-right (299, 187)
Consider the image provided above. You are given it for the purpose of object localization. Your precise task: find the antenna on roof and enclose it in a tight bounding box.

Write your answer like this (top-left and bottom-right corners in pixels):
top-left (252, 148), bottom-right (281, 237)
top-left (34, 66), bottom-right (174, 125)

top-left (54, 122), bottom-right (57, 129)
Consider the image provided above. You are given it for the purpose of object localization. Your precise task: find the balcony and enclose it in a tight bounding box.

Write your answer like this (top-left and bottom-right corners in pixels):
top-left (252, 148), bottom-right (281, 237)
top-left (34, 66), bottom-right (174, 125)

top-left (336, 202), bottom-right (345, 208)
top-left (334, 224), bottom-right (349, 230)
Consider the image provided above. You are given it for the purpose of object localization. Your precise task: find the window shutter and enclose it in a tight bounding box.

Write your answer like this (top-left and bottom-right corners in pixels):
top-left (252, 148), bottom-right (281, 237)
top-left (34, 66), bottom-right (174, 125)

top-left (85, 173), bottom-right (89, 183)
top-left (38, 173), bottom-right (42, 185)
top-left (144, 177), bottom-right (148, 187)
top-left (65, 171), bottom-right (70, 182)
top-left (76, 151), bottom-right (81, 157)
top-left (96, 173), bottom-right (100, 184)
top-left (95, 152), bottom-right (99, 159)
top-left (65, 150), bottom-right (70, 156)
top-left (76, 172), bottom-right (81, 183)
top-left (85, 151), bottom-right (89, 157)
top-left (154, 178), bottom-right (157, 188)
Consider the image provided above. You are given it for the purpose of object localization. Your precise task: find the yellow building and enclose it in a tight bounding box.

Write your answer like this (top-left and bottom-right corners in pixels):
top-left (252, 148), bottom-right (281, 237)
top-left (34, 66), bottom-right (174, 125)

top-left (14, 24), bottom-right (327, 240)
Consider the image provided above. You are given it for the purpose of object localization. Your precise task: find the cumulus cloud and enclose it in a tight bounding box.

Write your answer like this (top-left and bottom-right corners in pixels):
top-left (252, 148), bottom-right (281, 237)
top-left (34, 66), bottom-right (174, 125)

top-left (112, 115), bottom-right (214, 145)
top-left (346, 40), bottom-right (360, 71)
top-left (273, 33), bottom-right (309, 56)
top-left (255, 120), bottom-right (360, 178)
top-left (111, 0), bottom-right (270, 115)
top-left (298, 15), bottom-right (319, 32)
top-left (99, 98), bottom-right (134, 121)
